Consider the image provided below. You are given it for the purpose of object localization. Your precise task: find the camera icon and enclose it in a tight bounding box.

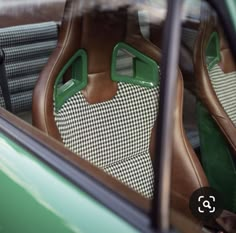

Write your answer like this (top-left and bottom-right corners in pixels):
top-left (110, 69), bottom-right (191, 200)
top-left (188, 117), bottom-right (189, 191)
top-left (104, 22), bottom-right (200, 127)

top-left (198, 196), bottom-right (215, 213)
top-left (189, 187), bottom-right (223, 221)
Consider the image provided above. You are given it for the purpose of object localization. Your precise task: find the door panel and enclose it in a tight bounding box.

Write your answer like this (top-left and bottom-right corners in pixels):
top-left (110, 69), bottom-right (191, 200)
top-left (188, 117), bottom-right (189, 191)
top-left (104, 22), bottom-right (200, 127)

top-left (0, 133), bottom-right (140, 233)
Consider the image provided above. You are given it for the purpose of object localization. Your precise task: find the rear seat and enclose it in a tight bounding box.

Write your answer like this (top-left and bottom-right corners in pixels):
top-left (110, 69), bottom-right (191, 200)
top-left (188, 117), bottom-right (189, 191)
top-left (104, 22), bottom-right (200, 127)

top-left (0, 22), bottom-right (58, 118)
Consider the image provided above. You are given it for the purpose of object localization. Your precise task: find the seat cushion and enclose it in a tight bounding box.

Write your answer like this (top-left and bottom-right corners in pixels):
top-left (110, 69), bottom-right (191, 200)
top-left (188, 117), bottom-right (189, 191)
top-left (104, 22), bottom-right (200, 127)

top-left (54, 82), bottom-right (158, 197)
top-left (104, 151), bottom-right (153, 198)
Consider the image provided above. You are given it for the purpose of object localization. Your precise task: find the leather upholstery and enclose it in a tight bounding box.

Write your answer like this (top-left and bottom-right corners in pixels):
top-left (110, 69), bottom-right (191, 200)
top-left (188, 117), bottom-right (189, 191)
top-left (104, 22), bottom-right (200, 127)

top-left (33, 0), bottom-right (208, 222)
top-left (193, 4), bottom-right (236, 153)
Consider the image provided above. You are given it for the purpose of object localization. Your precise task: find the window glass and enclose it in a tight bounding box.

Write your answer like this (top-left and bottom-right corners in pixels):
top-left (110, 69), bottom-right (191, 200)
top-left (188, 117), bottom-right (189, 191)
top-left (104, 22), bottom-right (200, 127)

top-left (2, 0), bottom-right (235, 231)
top-left (0, 0), bottom-right (166, 206)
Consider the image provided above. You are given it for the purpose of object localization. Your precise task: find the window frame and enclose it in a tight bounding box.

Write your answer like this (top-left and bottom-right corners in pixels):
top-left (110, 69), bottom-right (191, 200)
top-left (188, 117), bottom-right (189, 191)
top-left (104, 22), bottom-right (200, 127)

top-left (0, 0), bottom-right (235, 232)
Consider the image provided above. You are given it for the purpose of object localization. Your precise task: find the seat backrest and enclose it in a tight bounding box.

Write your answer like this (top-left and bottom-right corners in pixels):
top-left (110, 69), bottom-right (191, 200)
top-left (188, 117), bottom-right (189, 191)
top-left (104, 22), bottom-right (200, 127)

top-left (0, 22), bottom-right (58, 113)
top-left (194, 3), bottom-right (236, 212)
top-left (33, 0), bottom-right (208, 221)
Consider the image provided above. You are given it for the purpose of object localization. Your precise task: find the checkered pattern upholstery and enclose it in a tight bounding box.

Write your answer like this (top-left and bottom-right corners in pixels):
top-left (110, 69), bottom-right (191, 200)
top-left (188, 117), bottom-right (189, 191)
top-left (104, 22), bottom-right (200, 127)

top-left (0, 22), bottom-right (57, 47)
top-left (5, 57), bottom-right (49, 78)
top-left (55, 82), bottom-right (158, 198)
top-left (4, 40), bottom-right (57, 63)
top-left (8, 75), bottom-right (38, 94)
top-left (0, 88), bottom-right (32, 113)
top-left (0, 87), bottom-right (5, 108)
top-left (104, 151), bottom-right (154, 197)
top-left (209, 64), bottom-right (236, 125)
top-left (0, 22), bottom-right (58, 113)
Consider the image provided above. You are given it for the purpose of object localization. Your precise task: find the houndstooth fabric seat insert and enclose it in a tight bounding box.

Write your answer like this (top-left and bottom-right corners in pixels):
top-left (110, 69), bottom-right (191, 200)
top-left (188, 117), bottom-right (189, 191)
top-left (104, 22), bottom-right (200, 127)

top-left (104, 151), bottom-right (154, 198)
top-left (209, 64), bottom-right (236, 126)
top-left (55, 82), bottom-right (158, 198)
top-left (0, 22), bottom-right (58, 113)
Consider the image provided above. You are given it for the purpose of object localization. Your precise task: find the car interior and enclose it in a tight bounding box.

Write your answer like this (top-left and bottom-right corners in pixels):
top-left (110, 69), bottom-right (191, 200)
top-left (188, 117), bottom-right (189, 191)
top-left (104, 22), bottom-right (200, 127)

top-left (0, 0), bottom-right (235, 232)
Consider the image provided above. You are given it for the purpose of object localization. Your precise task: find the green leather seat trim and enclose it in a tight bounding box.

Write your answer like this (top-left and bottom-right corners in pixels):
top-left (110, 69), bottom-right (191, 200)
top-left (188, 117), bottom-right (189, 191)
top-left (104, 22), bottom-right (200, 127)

top-left (197, 102), bottom-right (236, 212)
top-left (205, 32), bottom-right (221, 70)
top-left (54, 49), bottom-right (87, 112)
top-left (111, 42), bottom-right (159, 88)
top-left (54, 43), bottom-right (159, 112)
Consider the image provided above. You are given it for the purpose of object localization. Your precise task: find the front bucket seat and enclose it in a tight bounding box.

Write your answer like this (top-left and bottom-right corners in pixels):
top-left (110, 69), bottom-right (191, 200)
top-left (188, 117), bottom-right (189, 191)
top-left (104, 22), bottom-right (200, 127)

top-left (33, 0), bottom-right (208, 221)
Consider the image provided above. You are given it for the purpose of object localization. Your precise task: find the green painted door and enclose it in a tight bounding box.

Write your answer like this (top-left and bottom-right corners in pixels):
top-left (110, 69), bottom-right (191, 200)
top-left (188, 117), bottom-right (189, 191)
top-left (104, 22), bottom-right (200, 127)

top-left (0, 133), bottom-right (140, 233)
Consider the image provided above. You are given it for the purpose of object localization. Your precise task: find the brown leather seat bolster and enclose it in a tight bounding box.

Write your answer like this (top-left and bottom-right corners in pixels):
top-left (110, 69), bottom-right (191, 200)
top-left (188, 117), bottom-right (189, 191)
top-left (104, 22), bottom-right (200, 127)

top-left (33, 0), bottom-right (82, 140)
top-left (130, 34), bottom-right (209, 222)
top-left (172, 72), bottom-right (208, 222)
top-left (193, 6), bottom-right (236, 155)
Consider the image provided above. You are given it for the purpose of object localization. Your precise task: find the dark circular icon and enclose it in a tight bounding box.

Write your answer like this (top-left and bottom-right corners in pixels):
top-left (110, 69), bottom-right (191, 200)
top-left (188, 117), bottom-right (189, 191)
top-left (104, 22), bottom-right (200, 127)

top-left (189, 187), bottom-right (223, 222)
